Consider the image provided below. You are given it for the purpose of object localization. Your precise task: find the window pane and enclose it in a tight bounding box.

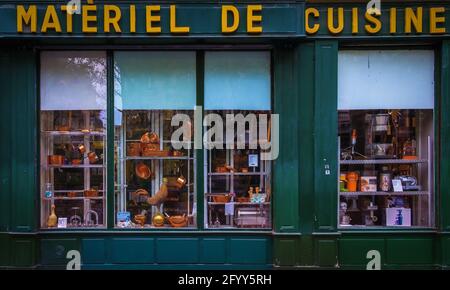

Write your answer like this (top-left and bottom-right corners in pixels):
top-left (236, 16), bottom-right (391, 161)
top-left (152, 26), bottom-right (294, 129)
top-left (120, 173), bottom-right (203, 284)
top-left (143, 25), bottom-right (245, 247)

top-left (115, 51), bottom-right (196, 110)
top-left (338, 50), bottom-right (434, 110)
top-left (114, 52), bottom-right (197, 229)
top-left (40, 51), bottom-right (107, 229)
top-left (40, 51), bottom-right (106, 111)
top-left (205, 110), bottom-right (272, 229)
top-left (338, 50), bottom-right (434, 228)
top-left (205, 51), bottom-right (271, 110)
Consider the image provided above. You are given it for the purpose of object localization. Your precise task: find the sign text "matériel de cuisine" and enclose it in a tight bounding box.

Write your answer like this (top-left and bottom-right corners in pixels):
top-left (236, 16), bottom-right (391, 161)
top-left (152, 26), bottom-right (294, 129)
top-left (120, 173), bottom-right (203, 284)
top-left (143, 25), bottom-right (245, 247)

top-left (16, 3), bottom-right (263, 34)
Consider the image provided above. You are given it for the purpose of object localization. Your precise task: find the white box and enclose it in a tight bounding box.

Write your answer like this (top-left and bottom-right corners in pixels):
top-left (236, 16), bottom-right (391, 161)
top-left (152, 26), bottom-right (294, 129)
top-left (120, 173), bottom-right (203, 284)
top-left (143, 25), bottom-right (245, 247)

top-left (386, 208), bottom-right (411, 226)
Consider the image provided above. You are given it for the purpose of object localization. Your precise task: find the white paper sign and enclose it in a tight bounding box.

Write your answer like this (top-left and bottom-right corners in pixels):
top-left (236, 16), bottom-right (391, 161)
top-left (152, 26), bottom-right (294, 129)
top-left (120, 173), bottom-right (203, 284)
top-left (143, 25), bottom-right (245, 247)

top-left (225, 202), bottom-right (234, 216)
top-left (392, 179), bottom-right (403, 192)
top-left (58, 217), bottom-right (68, 228)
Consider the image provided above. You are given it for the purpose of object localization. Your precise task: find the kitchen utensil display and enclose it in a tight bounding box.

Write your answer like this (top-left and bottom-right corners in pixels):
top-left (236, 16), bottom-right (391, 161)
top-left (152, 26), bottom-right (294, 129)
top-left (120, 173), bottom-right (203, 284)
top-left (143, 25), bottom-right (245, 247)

top-left (140, 132), bottom-right (159, 144)
top-left (147, 178), bottom-right (169, 206)
top-left (87, 151), bottom-right (99, 164)
top-left (152, 212), bottom-right (165, 227)
top-left (166, 214), bottom-right (188, 227)
top-left (346, 172), bottom-right (359, 192)
top-left (134, 214), bottom-right (146, 226)
top-left (48, 155), bottom-right (64, 165)
top-left (47, 204), bottom-right (57, 228)
top-left (135, 163), bottom-right (152, 180)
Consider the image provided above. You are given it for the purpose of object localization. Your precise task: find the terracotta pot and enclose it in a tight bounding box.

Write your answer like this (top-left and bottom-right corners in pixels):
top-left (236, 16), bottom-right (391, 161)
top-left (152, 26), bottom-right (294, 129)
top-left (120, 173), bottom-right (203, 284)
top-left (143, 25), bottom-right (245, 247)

top-left (212, 194), bottom-right (231, 203)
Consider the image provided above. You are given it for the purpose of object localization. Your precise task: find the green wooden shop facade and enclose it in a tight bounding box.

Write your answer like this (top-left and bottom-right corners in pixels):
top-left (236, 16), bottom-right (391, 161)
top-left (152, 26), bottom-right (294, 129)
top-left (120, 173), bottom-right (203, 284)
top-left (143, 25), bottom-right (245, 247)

top-left (1, 0), bottom-right (450, 269)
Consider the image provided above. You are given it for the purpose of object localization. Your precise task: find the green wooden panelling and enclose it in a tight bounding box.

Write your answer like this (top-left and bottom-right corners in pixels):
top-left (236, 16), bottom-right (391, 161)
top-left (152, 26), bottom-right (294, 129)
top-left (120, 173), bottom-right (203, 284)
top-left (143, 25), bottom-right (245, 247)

top-left (299, 235), bottom-right (315, 266)
top-left (41, 238), bottom-right (79, 265)
top-left (297, 43), bottom-right (315, 235)
top-left (441, 41), bottom-right (450, 231)
top-left (200, 238), bottom-right (227, 264)
top-left (107, 51), bottom-right (115, 229)
top-left (82, 239), bottom-right (106, 265)
top-left (442, 236), bottom-right (450, 266)
top-left (273, 46), bottom-right (300, 233)
top-left (386, 238), bottom-right (434, 265)
top-left (339, 238), bottom-right (385, 268)
top-left (196, 51), bottom-right (204, 230)
top-left (273, 237), bottom-right (299, 267)
top-left (315, 238), bottom-right (338, 267)
top-left (9, 50), bottom-right (37, 232)
top-left (0, 234), bottom-right (10, 267)
top-left (0, 51), bottom-right (11, 233)
top-left (229, 238), bottom-right (270, 264)
top-left (156, 238), bottom-right (199, 264)
top-left (110, 238), bottom-right (155, 264)
top-left (313, 40), bottom-right (338, 232)
top-left (12, 238), bottom-right (36, 267)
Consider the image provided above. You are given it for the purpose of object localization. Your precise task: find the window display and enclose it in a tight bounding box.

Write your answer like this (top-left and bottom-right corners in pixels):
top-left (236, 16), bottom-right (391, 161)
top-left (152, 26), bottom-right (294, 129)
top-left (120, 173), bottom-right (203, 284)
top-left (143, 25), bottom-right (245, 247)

top-left (338, 50), bottom-right (434, 228)
top-left (204, 51), bottom-right (272, 229)
top-left (40, 51), bottom-right (107, 229)
top-left (114, 51), bottom-right (196, 228)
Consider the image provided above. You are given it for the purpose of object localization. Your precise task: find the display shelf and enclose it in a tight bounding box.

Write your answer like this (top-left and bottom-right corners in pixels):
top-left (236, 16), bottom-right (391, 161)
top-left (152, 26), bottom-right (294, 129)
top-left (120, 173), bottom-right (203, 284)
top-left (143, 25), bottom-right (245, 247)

top-left (42, 130), bottom-right (105, 136)
top-left (208, 202), bottom-right (270, 205)
top-left (208, 172), bottom-right (269, 176)
top-left (45, 164), bottom-right (105, 169)
top-left (340, 159), bottom-right (428, 165)
top-left (124, 156), bottom-right (194, 161)
top-left (339, 191), bottom-right (429, 196)
top-left (43, 197), bottom-right (104, 200)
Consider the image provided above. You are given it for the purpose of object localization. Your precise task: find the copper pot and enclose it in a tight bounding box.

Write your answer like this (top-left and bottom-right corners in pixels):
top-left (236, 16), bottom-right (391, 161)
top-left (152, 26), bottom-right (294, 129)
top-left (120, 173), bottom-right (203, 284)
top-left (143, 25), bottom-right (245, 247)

top-left (167, 214), bottom-right (188, 228)
top-left (67, 191), bottom-right (77, 198)
top-left (48, 155), bottom-right (64, 165)
top-left (71, 159), bottom-right (82, 165)
top-left (127, 142), bottom-right (141, 157)
top-left (84, 189), bottom-right (98, 197)
top-left (134, 214), bottom-right (146, 226)
top-left (172, 150), bottom-right (184, 157)
top-left (87, 152), bottom-right (99, 164)
top-left (176, 176), bottom-right (187, 189)
top-left (135, 163), bottom-right (152, 180)
top-left (140, 132), bottom-right (159, 144)
top-left (77, 144), bottom-right (86, 154)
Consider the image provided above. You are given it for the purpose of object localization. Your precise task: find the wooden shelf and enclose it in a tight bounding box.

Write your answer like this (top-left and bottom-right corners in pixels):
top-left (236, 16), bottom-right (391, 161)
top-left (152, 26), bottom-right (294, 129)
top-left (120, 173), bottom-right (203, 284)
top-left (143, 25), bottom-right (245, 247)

top-left (340, 191), bottom-right (429, 196)
top-left (42, 130), bottom-right (105, 136)
top-left (340, 159), bottom-right (428, 165)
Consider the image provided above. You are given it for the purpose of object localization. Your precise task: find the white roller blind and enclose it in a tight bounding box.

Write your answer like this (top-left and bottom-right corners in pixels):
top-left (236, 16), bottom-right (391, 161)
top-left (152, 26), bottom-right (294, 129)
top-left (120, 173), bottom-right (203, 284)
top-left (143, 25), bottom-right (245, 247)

top-left (114, 51), bottom-right (196, 110)
top-left (205, 51), bottom-right (271, 110)
top-left (338, 50), bottom-right (434, 110)
top-left (40, 51), bottom-right (106, 111)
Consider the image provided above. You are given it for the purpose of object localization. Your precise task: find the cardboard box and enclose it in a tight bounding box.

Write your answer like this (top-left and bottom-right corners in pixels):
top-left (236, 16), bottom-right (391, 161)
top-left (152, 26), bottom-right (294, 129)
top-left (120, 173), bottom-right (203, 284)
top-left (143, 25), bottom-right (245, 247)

top-left (360, 176), bottom-right (377, 192)
top-left (386, 207), bottom-right (411, 226)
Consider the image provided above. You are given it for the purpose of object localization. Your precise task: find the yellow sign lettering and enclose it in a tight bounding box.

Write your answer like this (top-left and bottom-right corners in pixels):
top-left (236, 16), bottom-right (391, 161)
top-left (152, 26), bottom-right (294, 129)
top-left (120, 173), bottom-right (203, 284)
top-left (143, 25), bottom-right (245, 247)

top-left (247, 5), bottom-right (262, 34)
top-left (222, 5), bottom-right (239, 33)
top-left (17, 5), bottom-right (37, 33)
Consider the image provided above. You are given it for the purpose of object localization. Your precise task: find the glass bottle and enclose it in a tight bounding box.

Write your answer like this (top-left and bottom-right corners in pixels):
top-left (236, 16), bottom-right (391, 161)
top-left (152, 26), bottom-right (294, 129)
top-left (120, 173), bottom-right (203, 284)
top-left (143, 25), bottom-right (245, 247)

top-left (45, 183), bottom-right (53, 198)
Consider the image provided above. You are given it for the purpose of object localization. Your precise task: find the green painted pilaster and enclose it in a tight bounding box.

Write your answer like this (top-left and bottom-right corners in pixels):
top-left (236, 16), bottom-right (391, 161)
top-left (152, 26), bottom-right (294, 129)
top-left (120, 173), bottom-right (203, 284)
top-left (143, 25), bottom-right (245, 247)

top-left (273, 45), bottom-right (300, 233)
top-left (441, 40), bottom-right (450, 232)
top-left (313, 40), bottom-right (338, 232)
top-left (9, 49), bottom-right (38, 232)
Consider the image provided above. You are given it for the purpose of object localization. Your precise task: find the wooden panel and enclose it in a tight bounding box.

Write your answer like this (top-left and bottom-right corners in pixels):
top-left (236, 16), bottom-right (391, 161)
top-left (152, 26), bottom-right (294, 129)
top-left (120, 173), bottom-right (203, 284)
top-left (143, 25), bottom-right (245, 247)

top-left (156, 238), bottom-right (198, 264)
top-left (315, 238), bottom-right (337, 267)
top-left (0, 51), bottom-right (11, 232)
top-left (297, 43), bottom-right (316, 234)
top-left (273, 47), bottom-right (300, 232)
top-left (386, 238), bottom-right (434, 265)
top-left (41, 238), bottom-right (79, 265)
top-left (229, 238), bottom-right (270, 264)
top-left (82, 239), bottom-right (106, 265)
top-left (273, 237), bottom-right (299, 266)
top-left (110, 238), bottom-right (155, 264)
top-left (9, 50), bottom-right (37, 232)
top-left (0, 234), bottom-right (10, 267)
top-left (441, 41), bottom-right (450, 231)
top-left (200, 238), bottom-right (227, 264)
top-left (12, 238), bottom-right (36, 267)
top-left (339, 238), bottom-right (385, 267)
top-left (442, 236), bottom-right (450, 266)
top-left (314, 41), bottom-right (338, 231)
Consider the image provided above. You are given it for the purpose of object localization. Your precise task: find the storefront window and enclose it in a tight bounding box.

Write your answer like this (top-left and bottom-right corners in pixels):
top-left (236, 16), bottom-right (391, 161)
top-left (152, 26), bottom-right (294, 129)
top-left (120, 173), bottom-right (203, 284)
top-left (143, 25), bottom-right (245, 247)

top-left (204, 51), bottom-right (272, 229)
top-left (40, 51), bottom-right (107, 229)
top-left (114, 51), bottom-right (196, 228)
top-left (338, 50), bottom-right (434, 228)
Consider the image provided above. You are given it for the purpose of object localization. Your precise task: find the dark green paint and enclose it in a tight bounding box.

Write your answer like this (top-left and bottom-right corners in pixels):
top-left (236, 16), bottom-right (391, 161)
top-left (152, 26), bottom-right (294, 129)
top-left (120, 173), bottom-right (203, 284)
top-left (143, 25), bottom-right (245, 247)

top-left (441, 40), bottom-right (450, 231)
top-left (314, 40), bottom-right (338, 232)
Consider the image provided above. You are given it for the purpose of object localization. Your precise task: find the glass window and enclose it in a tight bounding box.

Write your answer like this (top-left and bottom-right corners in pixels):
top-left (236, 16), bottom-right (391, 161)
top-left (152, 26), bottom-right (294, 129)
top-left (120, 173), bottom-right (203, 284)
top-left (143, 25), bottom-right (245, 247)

top-left (338, 50), bottom-right (434, 228)
top-left (114, 51), bottom-right (196, 228)
top-left (40, 51), bottom-right (107, 229)
top-left (204, 51), bottom-right (272, 229)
